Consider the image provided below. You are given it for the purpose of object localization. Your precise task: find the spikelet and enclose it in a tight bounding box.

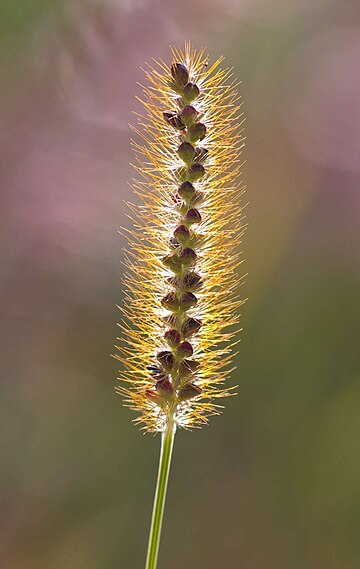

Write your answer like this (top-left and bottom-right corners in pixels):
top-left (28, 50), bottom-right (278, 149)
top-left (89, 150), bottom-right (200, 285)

top-left (114, 42), bottom-right (246, 432)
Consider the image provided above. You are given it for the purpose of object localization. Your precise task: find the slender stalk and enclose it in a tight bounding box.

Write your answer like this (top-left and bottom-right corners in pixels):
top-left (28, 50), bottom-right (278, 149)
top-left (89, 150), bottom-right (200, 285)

top-left (145, 419), bottom-right (176, 569)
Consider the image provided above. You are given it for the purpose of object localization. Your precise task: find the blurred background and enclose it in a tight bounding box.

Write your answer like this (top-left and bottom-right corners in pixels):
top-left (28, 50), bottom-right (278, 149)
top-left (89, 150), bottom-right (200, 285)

top-left (1, 0), bottom-right (359, 568)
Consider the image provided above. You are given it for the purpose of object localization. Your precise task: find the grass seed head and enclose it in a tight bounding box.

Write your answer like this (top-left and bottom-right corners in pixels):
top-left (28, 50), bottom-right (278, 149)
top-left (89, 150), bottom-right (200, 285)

top-left (115, 42), bottom-right (246, 432)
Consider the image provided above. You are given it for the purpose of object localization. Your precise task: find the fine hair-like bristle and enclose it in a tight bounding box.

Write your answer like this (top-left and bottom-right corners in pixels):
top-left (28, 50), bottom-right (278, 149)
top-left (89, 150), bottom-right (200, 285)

top-left (114, 42), bottom-right (246, 432)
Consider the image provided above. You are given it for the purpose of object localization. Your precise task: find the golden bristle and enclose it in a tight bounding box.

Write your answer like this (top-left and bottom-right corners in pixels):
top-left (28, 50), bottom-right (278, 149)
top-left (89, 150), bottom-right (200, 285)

top-left (114, 42), bottom-right (246, 432)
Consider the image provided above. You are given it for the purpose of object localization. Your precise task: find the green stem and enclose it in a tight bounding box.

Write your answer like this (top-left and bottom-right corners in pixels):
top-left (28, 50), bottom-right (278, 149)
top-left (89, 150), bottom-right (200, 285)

top-left (145, 420), bottom-right (176, 569)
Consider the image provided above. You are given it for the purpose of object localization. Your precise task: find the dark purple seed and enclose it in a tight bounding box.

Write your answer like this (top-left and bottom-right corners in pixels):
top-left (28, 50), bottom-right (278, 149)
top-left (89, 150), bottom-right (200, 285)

top-left (179, 105), bottom-right (198, 127)
top-left (164, 329), bottom-right (181, 346)
top-left (177, 341), bottom-right (194, 357)
top-left (171, 63), bottom-right (189, 86)
top-left (179, 248), bottom-right (197, 266)
top-left (161, 292), bottom-right (179, 311)
top-left (185, 208), bottom-right (202, 224)
top-left (155, 378), bottom-right (173, 399)
top-left (188, 122), bottom-right (206, 143)
top-left (183, 82), bottom-right (200, 102)
top-left (178, 382), bottom-right (202, 401)
top-left (183, 272), bottom-right (203, 290)
top-left (178, 181), bottom-right (195, 201)
top-left (187, 163), bottom-right (205, 182)
top-left (174, 224), bottom-right (190, 243)
top-left (181, 317), bottom-right (202, 337)
top-left (179, 359), bottom-right (200, 376)
top-left (168, 115), bottom-right (186, 130)
top-left (157, 351), bottom-right (175, 370)
top-left (177, 142), bottom-right (196, 164)
top-left (179, 291), bottom-right (197, 309)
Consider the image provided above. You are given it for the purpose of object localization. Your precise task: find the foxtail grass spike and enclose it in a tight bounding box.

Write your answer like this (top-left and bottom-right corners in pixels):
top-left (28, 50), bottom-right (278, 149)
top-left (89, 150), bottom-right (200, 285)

top-left (114, 42), bottom-right (246, 569)
top-left (115, 43), bottom-right (245, 432)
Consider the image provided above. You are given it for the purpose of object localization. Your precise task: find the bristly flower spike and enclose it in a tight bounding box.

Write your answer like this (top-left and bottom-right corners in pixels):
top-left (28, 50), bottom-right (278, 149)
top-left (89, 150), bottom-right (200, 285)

top-left (115, 43), bottom-right (245, 432)
top-left (114, 42), bottom-right (246, 569)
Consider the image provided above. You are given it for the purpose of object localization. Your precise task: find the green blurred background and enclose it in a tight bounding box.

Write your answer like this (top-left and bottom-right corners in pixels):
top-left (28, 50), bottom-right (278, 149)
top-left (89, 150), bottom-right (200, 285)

top-left (1, 1), bottom-right (359, 568)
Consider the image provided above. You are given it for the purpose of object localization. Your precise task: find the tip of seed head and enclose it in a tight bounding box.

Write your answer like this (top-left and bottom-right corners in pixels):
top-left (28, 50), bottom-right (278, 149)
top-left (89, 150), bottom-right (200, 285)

top-left (171, 62), bottom-right (189, 86)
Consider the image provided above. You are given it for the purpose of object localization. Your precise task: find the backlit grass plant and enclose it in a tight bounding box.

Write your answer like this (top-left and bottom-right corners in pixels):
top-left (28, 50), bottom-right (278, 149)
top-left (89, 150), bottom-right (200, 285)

top-left (114, 42), bottom-right (245, 569)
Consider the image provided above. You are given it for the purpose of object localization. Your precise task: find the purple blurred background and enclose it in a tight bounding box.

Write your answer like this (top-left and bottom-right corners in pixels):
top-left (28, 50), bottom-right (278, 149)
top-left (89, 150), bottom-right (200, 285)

top-left (1, 1), bottom-right (359, 568)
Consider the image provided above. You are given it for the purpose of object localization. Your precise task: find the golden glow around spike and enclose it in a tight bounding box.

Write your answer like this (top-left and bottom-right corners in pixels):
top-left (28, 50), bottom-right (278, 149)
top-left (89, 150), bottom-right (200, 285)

top-left (114, 42), bottom-right (246, 432)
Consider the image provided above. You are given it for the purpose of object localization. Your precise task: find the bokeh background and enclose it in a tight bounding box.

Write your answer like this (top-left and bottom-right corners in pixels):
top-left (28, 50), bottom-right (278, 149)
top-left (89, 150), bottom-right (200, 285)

top-left (1, 0), bottom-right (360, 568)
